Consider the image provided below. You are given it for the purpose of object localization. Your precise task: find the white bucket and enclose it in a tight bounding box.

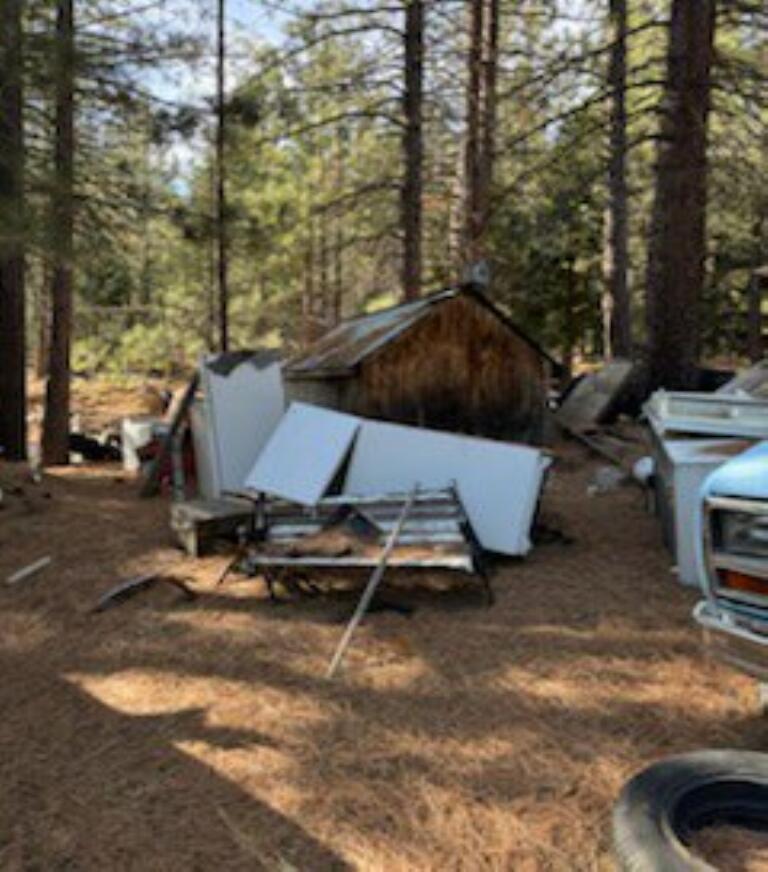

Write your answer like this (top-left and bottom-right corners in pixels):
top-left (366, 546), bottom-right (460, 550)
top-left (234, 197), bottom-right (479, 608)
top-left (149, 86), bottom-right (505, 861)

top-left (122, 416), bottom-right (162, 472)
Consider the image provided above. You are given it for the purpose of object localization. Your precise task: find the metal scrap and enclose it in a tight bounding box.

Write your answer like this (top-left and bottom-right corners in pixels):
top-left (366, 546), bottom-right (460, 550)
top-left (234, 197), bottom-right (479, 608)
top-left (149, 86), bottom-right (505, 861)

top-left (6, 556), bottom-right (52, 586)
top-left (91, 573), bottom-right (196, 613)
top-left (326, 488), bottom-right (417, 679)
top-left (556, 359), bottom-right (635, 434)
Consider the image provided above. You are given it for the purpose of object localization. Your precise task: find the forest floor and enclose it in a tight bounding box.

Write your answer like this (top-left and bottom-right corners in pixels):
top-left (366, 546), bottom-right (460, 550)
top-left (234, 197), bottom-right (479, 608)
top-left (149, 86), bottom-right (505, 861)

top-left (2, 379), bottom-right (768, 871)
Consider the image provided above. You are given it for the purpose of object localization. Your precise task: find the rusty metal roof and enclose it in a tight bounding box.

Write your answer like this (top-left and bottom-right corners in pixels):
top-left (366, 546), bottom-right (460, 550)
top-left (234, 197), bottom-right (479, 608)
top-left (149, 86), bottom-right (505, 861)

top-left (284, 289), bottom-right (456, 377)
top-left (285, 286), bottom-right (558, 378)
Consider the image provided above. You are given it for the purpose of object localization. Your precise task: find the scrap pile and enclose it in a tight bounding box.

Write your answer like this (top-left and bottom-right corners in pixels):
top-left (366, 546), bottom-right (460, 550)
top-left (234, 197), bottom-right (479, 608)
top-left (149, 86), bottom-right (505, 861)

top-left (155, 352), bottom-right (551, 602)
top-left (643, 361), bottom-right (768, 587)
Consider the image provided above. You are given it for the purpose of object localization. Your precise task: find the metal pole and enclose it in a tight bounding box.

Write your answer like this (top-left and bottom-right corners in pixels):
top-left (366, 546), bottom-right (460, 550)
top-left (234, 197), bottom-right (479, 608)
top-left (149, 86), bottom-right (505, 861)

top-left (326, 487), bottom-right (417, 679)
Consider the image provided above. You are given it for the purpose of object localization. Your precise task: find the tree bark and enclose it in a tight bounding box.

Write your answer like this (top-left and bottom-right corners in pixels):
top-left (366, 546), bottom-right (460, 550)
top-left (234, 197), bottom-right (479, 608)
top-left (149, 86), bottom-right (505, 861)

top-left (644, 0), bottom-right (716, 390)
top-left (464, 0), bottom-right (484, 265)
top-left (216, 0), bottom-right (229, 351)
top-left (602, 0), bottom-right (631, 359)
top-left (301, 217), bottom-right (316, 347)
top-left (401, 0), bottom-right (423, 301)
top-left (207, 159), bottom-right (217, 351)
top-left (479, 0), bottom-right (498, 230)
top-left (332, 127), bottom-right (345, 325)
top-left (35, 266), bottom-right (51, 379)
top-left (41, 0), bottom-right (75, 466)
top-left (0, 0), bottom-right (26, 461)
top-left (748, 271), bottom-right (765, 363)
top-left (464, 0), bottom-right (499, 271)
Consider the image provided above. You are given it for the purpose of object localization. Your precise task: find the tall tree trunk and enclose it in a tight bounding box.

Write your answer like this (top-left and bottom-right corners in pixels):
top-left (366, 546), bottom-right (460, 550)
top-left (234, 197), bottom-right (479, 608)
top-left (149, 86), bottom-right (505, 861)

top-left (301, 218), bottom-right (316, 347)
top-left (748, 269), bottom-right (765, 363)
top-left (333, 221), bottom-right (343, 325)
top-left (747, 208), bottom-right (767, 362)
top-left (602, 0), bottom-right (631, 359)
top-left (480, 0), bottom-right (498, 220)
top-left (464, 0), bottom-right (483, 266)
top-left (215, 0), bottom-right (229, 351)
top-left (0, 0), bottom-right (26, 461)
top-left (401, 0), bottom-right (423, 301)
top-left (207, 160), bottom-right (217, 351)
top-left (562, 258), bottom-right (578, 384)
top-left (41, 0), bottom-right (74, 466)
top-left (318, 154), bottom-right (329, 326)
top-left (332, 126), bottom-right (345, 325)
top-left (464, 0), bottom-right (499, 272)
top-left (35, 263), bottom-right (51, 379)
top-left (644, 0), bottom-right (716, 390)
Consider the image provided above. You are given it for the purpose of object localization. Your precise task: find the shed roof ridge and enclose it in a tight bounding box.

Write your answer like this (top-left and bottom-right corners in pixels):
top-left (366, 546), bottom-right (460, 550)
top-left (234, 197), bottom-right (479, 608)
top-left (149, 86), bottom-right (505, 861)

top-left (284, 283), bottom-right (560, 376)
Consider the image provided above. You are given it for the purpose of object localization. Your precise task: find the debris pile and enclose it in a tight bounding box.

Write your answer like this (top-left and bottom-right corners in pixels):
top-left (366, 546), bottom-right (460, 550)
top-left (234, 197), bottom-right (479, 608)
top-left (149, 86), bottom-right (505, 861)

top-left (145, 352), bottom-right (551, 608)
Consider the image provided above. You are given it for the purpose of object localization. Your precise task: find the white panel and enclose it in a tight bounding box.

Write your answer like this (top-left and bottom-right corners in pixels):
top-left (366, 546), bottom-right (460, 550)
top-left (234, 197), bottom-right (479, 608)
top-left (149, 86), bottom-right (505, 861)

top-left (202, 356), bottom-right (285, 496)
top-left (343, 421), bottom-right (550, 555)
top-left (245, 402), bottom-right (361, 505)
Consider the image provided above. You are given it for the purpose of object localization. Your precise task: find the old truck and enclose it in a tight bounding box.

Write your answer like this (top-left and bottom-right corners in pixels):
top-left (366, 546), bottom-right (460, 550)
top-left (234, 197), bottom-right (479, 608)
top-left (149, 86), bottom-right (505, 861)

top-left (694, 441), bottom-right (768, 682)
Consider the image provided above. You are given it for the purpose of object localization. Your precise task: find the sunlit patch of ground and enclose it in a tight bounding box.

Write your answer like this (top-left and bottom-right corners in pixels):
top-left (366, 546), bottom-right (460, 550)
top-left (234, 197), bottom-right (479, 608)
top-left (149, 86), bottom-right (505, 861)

top-left (1, 380), bottom-right (765, 869)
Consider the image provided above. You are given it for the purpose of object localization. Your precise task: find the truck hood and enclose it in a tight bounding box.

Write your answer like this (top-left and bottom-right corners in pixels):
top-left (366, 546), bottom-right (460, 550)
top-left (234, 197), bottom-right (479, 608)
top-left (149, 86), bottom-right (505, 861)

top-left (705, 440), bottom-right (768, 501)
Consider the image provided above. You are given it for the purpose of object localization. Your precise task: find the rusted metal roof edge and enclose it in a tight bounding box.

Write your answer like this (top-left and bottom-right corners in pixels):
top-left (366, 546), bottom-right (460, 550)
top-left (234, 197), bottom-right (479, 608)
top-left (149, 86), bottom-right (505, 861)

top-left (284, 284), bottom-right (561, 376)
top-left (283, 288), bottom-right (457, 376)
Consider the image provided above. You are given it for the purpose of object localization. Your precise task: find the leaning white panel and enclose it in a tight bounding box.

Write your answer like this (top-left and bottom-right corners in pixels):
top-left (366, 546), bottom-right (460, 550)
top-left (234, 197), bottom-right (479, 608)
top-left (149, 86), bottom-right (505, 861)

top-left (343, 420), bottom-right (550, 555)
top-left (245, 402), bottom-right (361, 505)
top-left (201, 354), bottom-right (285, 497)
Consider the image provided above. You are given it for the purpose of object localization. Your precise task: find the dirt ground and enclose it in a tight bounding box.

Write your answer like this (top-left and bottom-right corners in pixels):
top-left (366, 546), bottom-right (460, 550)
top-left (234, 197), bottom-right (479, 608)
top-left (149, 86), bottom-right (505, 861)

top-left (2, 383), bottom-right (768, 871)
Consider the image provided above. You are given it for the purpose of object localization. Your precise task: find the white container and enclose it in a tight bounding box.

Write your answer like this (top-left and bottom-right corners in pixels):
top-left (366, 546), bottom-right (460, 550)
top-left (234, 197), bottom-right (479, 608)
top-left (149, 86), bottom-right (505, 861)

top-left (121, 416), bottom-right (163, 472)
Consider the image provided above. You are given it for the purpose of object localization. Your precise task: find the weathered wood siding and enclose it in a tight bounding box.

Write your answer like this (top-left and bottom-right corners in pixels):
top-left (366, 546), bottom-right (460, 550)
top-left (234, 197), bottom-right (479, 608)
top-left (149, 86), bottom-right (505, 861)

top-left (346, 295), bottom-right (546, 441)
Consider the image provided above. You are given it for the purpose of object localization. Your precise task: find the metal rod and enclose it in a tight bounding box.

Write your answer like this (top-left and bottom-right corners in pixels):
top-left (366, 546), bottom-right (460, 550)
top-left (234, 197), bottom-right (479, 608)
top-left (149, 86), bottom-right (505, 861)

top-left (6, 556), bottom-right (52, 586)
top-left (326, 487), bottom-right (417, 679)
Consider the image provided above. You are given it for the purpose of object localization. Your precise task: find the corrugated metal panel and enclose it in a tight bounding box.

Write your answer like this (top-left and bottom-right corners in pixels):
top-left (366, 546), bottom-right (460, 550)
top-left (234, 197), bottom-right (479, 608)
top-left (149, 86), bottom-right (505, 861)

top-left (285, 290), bottom-right (456, 377)
top-left (247, 489), bottom-right (478, 573)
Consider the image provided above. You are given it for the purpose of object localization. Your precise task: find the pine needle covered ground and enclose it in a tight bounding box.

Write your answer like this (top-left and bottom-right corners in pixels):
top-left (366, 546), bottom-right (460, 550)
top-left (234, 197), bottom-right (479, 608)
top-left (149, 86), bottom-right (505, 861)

top-left (1, 382), bottom-right (767, 870)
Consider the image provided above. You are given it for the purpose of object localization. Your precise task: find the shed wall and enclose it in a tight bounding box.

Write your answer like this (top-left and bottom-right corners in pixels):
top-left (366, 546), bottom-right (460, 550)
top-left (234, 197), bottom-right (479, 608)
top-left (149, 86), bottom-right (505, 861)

top-left (284, 377), bottom-right (345, 411)
top-left (348, 296), bottom-right (546, 441)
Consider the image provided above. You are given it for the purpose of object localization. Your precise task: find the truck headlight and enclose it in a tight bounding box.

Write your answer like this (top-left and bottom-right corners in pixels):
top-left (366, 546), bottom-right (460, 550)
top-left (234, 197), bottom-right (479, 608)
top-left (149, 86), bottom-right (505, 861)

top-left (719, 511), bottom-right (768, 558)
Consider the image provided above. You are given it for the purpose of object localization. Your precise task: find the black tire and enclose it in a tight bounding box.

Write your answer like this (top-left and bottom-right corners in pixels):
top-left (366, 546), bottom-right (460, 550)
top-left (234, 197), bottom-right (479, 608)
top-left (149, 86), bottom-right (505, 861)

top-left (613, 750), bottom-right (768, 872)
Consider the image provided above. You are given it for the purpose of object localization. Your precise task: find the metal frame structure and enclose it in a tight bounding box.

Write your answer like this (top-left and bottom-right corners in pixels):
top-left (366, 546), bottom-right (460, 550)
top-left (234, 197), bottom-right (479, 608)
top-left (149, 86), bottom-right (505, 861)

top-left (219, 487), bottom-right (493, 603)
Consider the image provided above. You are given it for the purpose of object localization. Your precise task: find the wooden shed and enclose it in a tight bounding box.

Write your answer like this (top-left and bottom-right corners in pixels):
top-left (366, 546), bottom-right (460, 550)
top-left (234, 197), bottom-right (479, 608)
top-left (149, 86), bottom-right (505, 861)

top-left (284, 284), bottom-right (559, 443)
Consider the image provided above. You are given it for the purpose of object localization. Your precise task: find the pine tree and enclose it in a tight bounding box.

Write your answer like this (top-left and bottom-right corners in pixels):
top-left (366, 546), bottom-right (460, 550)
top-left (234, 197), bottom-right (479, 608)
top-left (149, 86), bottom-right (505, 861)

top-left (644, 0), bottom-right (717, 389)
top-left (42, 0), bottom-right (75, 465)
top-left (0, 0), bottom-right (26, 461)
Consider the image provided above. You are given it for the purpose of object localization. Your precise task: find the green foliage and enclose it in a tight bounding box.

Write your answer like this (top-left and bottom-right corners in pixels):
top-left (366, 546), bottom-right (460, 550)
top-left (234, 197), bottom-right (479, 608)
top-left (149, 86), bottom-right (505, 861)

top-left (31, 0), bottom-right (765, 372)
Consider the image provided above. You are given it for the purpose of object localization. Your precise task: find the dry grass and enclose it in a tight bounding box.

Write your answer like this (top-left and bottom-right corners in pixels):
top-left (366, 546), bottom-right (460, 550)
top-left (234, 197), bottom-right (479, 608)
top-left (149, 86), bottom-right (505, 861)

top-left (691, 827), bottom-right (768, 871)
top-left (1, 380), bottom-right (767, 870)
